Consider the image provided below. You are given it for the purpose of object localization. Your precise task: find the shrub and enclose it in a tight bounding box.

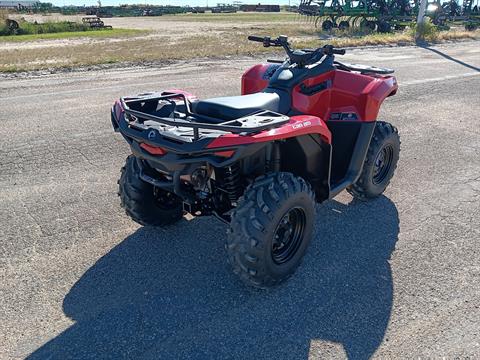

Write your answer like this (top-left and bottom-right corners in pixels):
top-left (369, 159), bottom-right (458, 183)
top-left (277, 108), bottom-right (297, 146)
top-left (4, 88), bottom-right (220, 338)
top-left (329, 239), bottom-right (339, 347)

top-left (412, 18), bottom-right (439, 42)
top-left (16, 21), bottom-right (90, 35)
top-left (1, 9), bottom-right (11, 35)
top-left (0, 24), bottom-right (9, 36)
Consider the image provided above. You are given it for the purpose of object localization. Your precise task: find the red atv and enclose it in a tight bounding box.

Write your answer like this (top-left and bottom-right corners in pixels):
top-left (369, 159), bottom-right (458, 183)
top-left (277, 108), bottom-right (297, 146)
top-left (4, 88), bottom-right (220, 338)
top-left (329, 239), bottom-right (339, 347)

top-left (111, 35), bottom-right (400, 288)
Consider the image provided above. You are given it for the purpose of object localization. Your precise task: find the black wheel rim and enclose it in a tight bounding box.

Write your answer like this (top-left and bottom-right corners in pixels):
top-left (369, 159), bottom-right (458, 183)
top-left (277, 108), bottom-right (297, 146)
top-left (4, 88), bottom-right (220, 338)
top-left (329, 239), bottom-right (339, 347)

top-left (373, 144), bottom-right (394, 185)
top-left (271, 207), bottom-right (307, 265)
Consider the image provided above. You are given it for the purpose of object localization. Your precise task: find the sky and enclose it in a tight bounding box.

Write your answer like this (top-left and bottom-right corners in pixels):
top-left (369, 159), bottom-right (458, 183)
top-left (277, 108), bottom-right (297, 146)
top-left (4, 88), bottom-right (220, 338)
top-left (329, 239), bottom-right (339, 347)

top-left (49, 0), bottom-right (293, 6)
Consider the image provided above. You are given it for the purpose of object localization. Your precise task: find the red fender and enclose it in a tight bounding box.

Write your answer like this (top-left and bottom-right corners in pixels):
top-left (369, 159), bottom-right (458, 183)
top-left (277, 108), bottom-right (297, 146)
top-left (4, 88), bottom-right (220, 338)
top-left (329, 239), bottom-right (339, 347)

top-left (360, 75), bottom-right (397, 121)
top-left (207, 115), bottom-right (332, 149)
top-left (292, 70), bottom-right (398, 122)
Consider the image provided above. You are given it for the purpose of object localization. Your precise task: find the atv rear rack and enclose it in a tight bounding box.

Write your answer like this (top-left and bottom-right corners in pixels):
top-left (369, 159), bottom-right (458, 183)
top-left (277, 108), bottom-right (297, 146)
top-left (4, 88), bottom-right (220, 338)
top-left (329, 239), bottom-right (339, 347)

top-left (120, 92), bottom-right (290, 141)
top-left (334, 61), bottom-right (394, 75)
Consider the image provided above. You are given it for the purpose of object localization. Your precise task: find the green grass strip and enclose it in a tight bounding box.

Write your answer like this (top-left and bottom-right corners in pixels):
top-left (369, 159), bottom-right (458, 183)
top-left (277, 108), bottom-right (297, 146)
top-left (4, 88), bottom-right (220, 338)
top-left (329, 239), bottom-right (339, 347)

top-left (0, 28), bottom-right (145, 42)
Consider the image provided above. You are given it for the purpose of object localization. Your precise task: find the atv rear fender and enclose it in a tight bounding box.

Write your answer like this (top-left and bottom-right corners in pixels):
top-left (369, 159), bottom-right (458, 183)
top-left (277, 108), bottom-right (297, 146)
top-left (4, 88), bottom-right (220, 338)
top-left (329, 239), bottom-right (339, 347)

top-left (206, 115), bottom-right (331, 147)
top-left (207, 115), bottom-right (332, 201)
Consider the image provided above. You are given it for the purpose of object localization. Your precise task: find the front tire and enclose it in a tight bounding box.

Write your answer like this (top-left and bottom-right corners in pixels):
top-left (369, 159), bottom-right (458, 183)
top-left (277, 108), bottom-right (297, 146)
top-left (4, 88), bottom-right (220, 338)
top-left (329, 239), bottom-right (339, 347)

top-left (118, 155), bottom-right (183, 226)
top-left (347, 121), bottom-right (400, 200)
top-left (227, 173), bottom-right (316, 288)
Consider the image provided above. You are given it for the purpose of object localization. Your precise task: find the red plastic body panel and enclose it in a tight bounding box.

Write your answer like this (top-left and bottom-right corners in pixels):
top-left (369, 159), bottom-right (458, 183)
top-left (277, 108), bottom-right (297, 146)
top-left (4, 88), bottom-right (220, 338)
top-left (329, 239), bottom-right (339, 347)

top-left (240, 65), bottom-right (398, 122)
top-left (162, 89), bottom-right (198, 101)
top-left (292, 70), bottom-right (334, 121)
top-left (292, 70), bottom-right (397, 122)
top-left (241, 64), bottom-right (272, 95)
top-left (207, 115), bottom-right (332, 149)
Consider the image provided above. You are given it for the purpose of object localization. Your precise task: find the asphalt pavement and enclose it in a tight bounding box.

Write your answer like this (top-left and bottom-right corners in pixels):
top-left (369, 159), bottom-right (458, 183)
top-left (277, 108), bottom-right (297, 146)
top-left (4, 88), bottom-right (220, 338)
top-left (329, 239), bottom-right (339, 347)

top-left (1, 41), bottom-right (479, 359)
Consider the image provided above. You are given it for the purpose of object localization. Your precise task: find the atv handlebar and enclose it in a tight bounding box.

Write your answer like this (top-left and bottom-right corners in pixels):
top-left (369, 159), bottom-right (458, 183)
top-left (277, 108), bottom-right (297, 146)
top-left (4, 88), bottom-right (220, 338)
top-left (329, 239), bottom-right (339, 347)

top-left (247, 35), bottom-right (289, 48)
top-left (247, 35), bottom-right (266, 43)
top-left (322, 45), bottom-right (346, 56)
top-left (248, 35), bottom-right (345, 67)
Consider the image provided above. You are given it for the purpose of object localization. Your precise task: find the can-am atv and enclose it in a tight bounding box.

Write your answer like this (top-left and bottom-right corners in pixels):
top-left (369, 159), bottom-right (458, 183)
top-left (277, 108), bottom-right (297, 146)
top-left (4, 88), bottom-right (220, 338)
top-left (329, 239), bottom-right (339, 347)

top-left (111, 35), bottom-right (400, 288)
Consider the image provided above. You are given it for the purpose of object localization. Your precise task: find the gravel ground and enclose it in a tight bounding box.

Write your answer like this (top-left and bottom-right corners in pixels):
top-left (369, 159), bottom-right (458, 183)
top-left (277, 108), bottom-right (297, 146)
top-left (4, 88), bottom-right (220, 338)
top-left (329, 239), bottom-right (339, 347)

top-left (0, 41), bottom-right (479, 359)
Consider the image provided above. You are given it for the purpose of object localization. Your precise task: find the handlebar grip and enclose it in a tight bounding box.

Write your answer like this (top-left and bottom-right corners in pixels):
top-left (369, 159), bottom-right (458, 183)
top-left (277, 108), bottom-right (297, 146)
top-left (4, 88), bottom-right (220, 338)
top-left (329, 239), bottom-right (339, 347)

top-left (248, 35), bottom-right (265, 43)
top-left (333, 49), bottom-right (346, 55)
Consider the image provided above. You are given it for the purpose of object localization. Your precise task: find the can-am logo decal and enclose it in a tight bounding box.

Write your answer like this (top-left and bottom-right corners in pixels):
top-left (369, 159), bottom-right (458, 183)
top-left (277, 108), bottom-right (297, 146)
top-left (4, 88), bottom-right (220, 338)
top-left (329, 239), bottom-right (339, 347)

top-left (292, 120), bottom-right (312, 130)
top-left (148, 130), bottom-right (156, 139)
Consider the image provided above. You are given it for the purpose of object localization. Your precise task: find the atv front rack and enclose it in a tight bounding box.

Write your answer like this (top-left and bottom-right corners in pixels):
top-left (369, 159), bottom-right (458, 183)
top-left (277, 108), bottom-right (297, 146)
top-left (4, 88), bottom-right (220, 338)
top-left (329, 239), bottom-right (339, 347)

top-left (120, 92), bottom-right (290, 141)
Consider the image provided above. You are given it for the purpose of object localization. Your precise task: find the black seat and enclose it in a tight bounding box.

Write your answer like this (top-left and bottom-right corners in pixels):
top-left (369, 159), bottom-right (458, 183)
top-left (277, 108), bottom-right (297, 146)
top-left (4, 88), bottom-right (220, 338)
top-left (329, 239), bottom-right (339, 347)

top-left (192, 92), bottom-right (281, 122)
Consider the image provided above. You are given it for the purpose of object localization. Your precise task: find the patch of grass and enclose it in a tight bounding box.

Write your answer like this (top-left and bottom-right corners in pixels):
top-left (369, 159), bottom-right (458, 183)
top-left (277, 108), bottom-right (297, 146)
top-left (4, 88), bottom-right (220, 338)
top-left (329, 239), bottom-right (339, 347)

top-left (0, 24), bottom-right (9, 36)
top-left (0, 28), bottom-right (145, 42)
top-left (437, 29), bottom-right (479, 41)
top-left (18, 21), bottom-right (90, 35)
top-left (1, 65), bottom-right (19, 72)
top-left (165, 12), bottom-right (297, 23)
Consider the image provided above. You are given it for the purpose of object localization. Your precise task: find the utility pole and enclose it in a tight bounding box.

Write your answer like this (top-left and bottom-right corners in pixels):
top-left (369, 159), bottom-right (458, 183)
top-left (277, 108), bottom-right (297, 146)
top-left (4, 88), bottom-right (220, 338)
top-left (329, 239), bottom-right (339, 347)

top-left (416, 0), bottom-right (428, 41)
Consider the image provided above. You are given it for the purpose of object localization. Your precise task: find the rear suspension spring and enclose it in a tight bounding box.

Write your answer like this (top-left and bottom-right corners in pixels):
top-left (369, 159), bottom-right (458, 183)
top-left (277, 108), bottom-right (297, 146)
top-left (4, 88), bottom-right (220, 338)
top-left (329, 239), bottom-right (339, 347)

top-left (222, 163), bottom-right (242, 201)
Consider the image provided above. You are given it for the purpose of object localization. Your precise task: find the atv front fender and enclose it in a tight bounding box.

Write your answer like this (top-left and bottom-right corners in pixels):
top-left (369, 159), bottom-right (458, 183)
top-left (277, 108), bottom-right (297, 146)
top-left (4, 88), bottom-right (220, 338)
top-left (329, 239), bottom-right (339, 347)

top-left (360, 76), bottom-right (398, 121)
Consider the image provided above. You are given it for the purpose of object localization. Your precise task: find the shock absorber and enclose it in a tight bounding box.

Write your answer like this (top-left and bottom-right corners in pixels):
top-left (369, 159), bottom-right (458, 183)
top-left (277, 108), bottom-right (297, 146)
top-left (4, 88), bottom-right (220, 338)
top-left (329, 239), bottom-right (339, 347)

top-left (222, 163), bottom-right (242, 201)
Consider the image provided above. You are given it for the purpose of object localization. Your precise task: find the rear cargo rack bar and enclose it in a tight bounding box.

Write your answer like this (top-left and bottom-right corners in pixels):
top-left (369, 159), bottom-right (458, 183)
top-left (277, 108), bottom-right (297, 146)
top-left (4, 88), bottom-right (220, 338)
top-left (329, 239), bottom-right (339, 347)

top-left (120, 92), bottom-right (290, 141)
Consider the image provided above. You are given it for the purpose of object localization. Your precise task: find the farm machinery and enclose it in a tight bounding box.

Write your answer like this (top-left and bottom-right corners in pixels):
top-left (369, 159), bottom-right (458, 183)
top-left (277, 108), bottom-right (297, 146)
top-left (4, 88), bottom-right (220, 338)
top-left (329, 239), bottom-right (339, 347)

top-left (81, 16), bottom-right (113, 29)
top-left (430, 0), bottom-right (480, 29)
top-left (298, 0), bottom-right (480, 32)
top-left (211, 4), bottom-right (238, 13)
top-left (3, 19), bottom-right (20, 35)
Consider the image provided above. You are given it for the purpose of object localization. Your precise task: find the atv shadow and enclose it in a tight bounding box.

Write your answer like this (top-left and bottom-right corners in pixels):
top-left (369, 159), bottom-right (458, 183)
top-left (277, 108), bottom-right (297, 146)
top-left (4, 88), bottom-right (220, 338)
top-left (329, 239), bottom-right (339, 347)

top-left (28, 195), bottom-right (399, 360)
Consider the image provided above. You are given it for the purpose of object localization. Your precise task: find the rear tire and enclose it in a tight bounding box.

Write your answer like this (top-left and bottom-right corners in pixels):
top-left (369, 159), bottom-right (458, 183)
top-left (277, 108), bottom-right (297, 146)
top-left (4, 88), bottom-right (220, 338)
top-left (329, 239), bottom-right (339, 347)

top-left (347, 121), bottom-right (400, 200)
top-left (118, 155), bottom-right (183, 226)
top-left (227, 172), bottom-right (316, 288)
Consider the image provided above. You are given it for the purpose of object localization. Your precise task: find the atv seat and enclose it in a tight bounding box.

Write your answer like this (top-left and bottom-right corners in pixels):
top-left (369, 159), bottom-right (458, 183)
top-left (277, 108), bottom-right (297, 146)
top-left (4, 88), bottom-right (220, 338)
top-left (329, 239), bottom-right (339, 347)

top-left (192, 92), bottom-right (281, 122)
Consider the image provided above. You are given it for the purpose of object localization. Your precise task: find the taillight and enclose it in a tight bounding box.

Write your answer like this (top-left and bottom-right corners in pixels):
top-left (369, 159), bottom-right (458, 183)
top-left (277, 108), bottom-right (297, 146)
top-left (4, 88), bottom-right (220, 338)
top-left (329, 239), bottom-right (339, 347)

top-left (140, 143), bottom-right (167, 155)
